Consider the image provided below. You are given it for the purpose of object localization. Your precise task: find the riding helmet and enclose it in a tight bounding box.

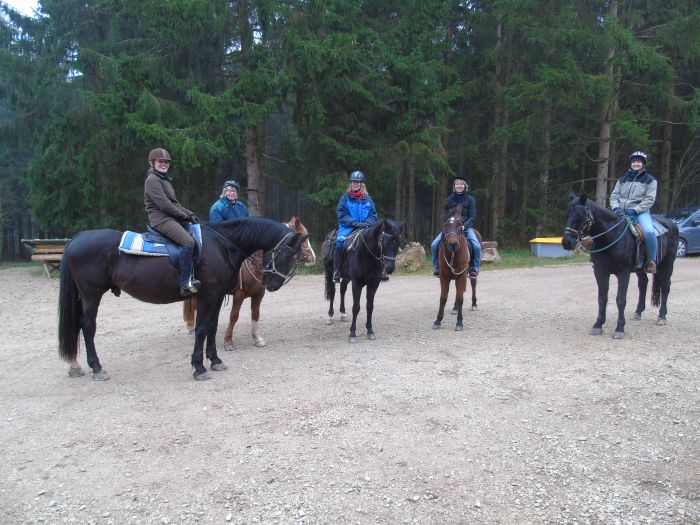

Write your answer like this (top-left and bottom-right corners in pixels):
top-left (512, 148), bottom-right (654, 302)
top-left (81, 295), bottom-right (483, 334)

top-left (349, 171), bottom-right (365, 182)
top-left (148, 148), bottom-right (171, 164)
top-left (223, 179), bottom-right (241, 191)
top-left (452, 175), bottom-right (468, 189)
top-left (628, 151), bottom-right (648, 166)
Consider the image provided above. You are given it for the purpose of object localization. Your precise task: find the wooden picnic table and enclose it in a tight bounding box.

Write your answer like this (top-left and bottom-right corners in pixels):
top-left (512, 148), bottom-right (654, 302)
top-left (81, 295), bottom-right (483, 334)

top-left (21, 238), bottom-right (71, 277)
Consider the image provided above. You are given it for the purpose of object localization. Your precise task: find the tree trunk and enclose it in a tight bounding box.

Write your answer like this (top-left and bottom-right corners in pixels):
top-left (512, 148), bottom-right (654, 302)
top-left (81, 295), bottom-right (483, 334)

top-left (659, 101), bottom-right (673, 211)
top-left (595, 0), bottom-right (617, 206)
top-left (407, 158), bottom-right (416, 241)
top-left (490, 22), bottom-right (509, 244)
top-left (537, 104), bottom-right (552, 236)
top-left (244, 127), bottom-right (264, 216)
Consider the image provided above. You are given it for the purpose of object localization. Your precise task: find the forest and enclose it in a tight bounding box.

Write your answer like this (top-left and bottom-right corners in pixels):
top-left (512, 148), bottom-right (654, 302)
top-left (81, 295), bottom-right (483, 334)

top-left (1, 0), bottom-right (699, 260)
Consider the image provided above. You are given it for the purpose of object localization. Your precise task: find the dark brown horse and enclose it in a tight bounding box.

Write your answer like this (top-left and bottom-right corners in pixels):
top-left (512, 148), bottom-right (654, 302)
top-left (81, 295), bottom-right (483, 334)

top-left (58, 218), bottom-right (307, 380)
top-left (433, 205), bottom-right (480, 331)
top-left (183, 217), bottom-right (315, 350)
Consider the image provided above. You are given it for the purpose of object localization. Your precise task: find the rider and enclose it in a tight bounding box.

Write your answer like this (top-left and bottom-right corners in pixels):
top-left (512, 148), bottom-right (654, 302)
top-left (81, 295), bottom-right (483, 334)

top-left (209, 180), bottom-right (249, 223)
top-left (333, 170), bottom-right (379, 283)
top-left (143, 147), bottom-right (201, 296)
top-left (610, 150), bottom-right (658, 273)
top-left (431, 175), bottom-right (481, 278)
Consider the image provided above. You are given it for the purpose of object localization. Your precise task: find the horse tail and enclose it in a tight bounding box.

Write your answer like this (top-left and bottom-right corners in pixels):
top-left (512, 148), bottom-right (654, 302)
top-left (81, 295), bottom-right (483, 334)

top-left (324, 262), bottom-right (334, 300)
top-left (651, 273), bottom-right (660, 307)
top-left (58, 256), bottom-right (82, 362)
top-left (183, 298), bottom-right (196, 329)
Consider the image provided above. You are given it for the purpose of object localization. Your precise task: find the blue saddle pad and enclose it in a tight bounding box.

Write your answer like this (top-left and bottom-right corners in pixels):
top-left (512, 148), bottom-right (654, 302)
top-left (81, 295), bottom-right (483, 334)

top-left (118, 224), bottom-right (203, 267)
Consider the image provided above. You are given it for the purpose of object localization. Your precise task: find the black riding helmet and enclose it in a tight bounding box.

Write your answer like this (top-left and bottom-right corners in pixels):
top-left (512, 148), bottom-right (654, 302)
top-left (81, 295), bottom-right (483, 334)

top-left (223, 179), bottom-right (241, 191)
top-left (628, 151), bottom-right (648, 166)
top-left (349, 171), bottom-right (365, 182)
top-left (452, 175), bottom-right (468, 191)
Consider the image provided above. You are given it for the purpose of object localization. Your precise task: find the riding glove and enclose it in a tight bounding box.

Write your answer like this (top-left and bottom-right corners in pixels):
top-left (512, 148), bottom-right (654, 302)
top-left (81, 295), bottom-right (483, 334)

top-left (189, 214), bottom-right (200, 224)
top-left (624, 209), bottom-right (637, 217)
top-left (613, 207), bottom-right (624, 216)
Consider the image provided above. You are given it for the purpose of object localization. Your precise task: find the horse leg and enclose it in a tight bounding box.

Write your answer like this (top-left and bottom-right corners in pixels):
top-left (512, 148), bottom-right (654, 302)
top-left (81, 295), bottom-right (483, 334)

top-left (81, 296), bottom-right (109, 381)
top-left (470, 275), bottom-right (478, 311)
top-left (633, 270), bottom-right (648, 320)
top-left (348, 281), bottom-right (363, 344)
top-left (339, 280), bottom-right (349, 322)
top-left (655, 268), bottom-right (672, 325)
top-left (454, 277), bottom-right (465, 331)
top-left (433, 277), bottom-right (450, 329)
top-left (613, 271), bottom-right (631, 339)
top-left (325, 266), bottom-right (336, 324)
top-left (191, 296), bottom-right (225, 380)
top-left (223, 292), bottom-right (245, 352)
top-left (591, 266), bottom-right (610, 335)
top-left (250, 291), bottom-right (266, 347)
top-left (365, 282), bottom-right (379, 340)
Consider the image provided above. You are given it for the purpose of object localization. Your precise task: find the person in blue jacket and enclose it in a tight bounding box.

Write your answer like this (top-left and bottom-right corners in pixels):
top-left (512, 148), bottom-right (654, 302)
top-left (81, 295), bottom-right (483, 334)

top-left (610, 150), bottom-right (658, 273)
top-left (431, 175), bottom-right (481, 278)
top-left (333, 170), bottom-right (379, 282)
top-left (209, 180), bottom-right (249, 223)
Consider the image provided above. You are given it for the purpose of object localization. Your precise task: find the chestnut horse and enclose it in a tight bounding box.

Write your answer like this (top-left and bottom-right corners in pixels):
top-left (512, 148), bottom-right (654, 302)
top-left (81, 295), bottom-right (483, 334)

top-left (183, 217), bottom-right (315, 350)
top-left (433, 205), bottom-right (481, 331)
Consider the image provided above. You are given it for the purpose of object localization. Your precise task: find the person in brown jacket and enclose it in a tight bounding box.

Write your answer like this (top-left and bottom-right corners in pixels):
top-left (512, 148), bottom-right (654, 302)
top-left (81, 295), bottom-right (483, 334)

top-left (144, 148), bottom-right (201, 296)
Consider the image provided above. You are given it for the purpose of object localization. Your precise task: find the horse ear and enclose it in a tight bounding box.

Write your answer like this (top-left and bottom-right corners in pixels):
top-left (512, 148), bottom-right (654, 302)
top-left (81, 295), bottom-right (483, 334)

top-left (578, 191), bottom-right (588, 205)
top-left (568, 191), bottom-right (577, 203)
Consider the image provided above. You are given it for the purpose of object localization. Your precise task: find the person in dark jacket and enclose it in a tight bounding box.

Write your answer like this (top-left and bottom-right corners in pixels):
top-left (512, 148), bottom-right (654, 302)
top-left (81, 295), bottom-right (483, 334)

top-left (610, 150), bottom-right (658, 273)
top-left (209, 180), bottom-right (249, 223)
top-left (332, 170), bottom-right (379, 283)
top-left (143, 147), bottom-right (201, 296)
top-left (431, 175), bottom-right (481, 278)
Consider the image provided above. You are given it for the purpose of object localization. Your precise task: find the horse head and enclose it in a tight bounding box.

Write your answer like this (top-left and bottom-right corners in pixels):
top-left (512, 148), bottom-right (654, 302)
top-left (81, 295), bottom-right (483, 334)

top-left (285, 216), bottom-right (316, 267)
top-left (367, 219), bottom-right (404, 276)
top-left (443, 205), bottom-right (464, 253)
top-left (260, 231), bottom-right (309, 291)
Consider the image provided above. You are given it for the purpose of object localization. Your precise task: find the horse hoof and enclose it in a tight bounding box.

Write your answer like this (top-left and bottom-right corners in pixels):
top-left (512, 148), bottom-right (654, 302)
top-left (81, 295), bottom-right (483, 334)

top-left (455, 324), bottom-right (464, 331)
top-left (254, 339), bottom-right (266, 347)
top-left (590, 327), bottom-right (603, 336)
top-left (326, 317), bottom-right (333, 325)
top-left (349, 336), bottom-right (357, 344)
top-left (193, 371), bottom-right (211, 381)
top-left (432, 323), bottom-right (441, 329)
top-left (655, 318), bottom-right (667, 326)
top-left (92, 370), bottom-right (110, 381)
top-left (613, 332), bottom-right (625, 340)
top-left (632, 313), bottom-right (641, 321)
top-left (210, 362), bottom-right (227, 371)
top-left (223, 342), bottom-right (235, 352)
top-left (340, 314), bottom-right (348, 322)
top-left (367, 333), bottom-right (376, 341)
top-left (68, 364), bottom-right (85, 377)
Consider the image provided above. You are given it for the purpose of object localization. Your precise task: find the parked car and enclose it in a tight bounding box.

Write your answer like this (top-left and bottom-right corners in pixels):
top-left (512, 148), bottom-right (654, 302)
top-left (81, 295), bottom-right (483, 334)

top-left (662, 206), bottom-right (700, 257)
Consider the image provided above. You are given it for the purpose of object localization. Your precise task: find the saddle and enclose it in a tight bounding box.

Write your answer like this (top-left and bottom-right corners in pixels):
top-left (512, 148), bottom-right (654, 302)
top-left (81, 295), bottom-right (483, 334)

top-left (321, 228), bottom-right (363, 260)
top-left (627, 217), bottom-right (669, 268)
top-left (118, 223), bottom-right (203, 268)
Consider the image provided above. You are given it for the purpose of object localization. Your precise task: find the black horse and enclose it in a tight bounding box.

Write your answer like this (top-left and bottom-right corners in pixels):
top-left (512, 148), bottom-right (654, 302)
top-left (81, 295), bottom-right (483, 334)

top-left (562, 192), bottom-right (678, 339)
top-left (322, 219), bottom-right (405, 343)
top-left (58, 218), bottom-right (307, 380)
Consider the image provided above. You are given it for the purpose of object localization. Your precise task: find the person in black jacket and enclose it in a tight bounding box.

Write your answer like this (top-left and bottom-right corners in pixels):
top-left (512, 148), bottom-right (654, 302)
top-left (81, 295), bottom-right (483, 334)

top-left (431, 175), bottom-right (481, 278)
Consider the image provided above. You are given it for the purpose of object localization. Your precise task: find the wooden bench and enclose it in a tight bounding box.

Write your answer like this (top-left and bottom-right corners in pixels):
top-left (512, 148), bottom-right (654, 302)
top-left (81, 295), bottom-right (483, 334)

top-left (21, 238), bottom-right (71, 278)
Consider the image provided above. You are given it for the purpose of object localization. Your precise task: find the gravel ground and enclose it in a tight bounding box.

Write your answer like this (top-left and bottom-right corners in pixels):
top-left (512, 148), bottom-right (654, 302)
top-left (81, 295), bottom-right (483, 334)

top-left (0, 259), bottom-right (698, 525)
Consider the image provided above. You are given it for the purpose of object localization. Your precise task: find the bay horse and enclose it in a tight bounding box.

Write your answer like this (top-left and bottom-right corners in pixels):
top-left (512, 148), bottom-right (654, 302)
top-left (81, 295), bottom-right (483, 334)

top-left (322, 219), bottom-right (405, 343)
top-left (182, 217), bottom-right (316, 351)
top-left (562, 192), bottom-right (679, 339)
top-left (433, 205), bottom-right (480, 331)
top-left (58, 218), bottom-right (307, 380)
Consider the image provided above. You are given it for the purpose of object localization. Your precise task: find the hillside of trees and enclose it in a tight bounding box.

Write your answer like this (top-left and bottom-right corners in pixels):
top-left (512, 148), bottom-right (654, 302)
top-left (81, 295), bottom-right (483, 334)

top-left (2, 0), bottom-right (699, 260)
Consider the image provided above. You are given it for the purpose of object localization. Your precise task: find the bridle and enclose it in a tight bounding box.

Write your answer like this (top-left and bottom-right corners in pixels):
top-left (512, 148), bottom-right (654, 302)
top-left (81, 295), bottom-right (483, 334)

top-left (564, 205), bottom-right (629, 254)
top-left (260, 232), bottom-right (299, 285)
top-left (441, 216), bottom-right (468, 275)
top-left (360, 226), bottom-right (396, 265)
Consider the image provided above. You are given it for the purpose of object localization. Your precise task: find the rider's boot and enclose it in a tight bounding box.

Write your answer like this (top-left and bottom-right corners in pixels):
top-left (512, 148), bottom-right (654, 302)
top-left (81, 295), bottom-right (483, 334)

top-left (332, 244), bottom-right (343, 283)
top-left (644, 260), bottom-right (656, 274)
top-left (179, 246), bottom-right (201, 296)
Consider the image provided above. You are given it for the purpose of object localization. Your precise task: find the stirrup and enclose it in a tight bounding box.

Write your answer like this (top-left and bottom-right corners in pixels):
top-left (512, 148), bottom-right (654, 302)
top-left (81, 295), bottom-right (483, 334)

top-left (180, 278), bottom-right (201, 296)
top-left (380, 272), bottom-right (390, 282)
top-left (332, 271), bottom-right (341, 283)
top-left (644, 261), bottom-right (656, 274)
top-left (432, 269), bottom-right (440, 277)
top-left (468, 268), bottom-right (479, 279)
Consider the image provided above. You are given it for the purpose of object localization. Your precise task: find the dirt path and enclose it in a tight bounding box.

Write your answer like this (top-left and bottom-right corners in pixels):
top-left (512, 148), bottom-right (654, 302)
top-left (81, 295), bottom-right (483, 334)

top-left (0, 260), bottom-right (698, 524)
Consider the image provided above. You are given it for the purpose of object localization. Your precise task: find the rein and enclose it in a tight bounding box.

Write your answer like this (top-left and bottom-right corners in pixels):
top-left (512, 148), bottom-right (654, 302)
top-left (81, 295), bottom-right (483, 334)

top-left (441, 216), bottom-right (469, 275)
top-left (359, 227), bottom-right (395, 264)
top-left (565, 207), bottom-right (629, 254)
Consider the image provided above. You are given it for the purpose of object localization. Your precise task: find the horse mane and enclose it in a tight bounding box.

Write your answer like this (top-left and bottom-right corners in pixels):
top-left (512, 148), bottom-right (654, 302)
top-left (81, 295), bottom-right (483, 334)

top-left (208, 217), bottom-right (288, 244)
